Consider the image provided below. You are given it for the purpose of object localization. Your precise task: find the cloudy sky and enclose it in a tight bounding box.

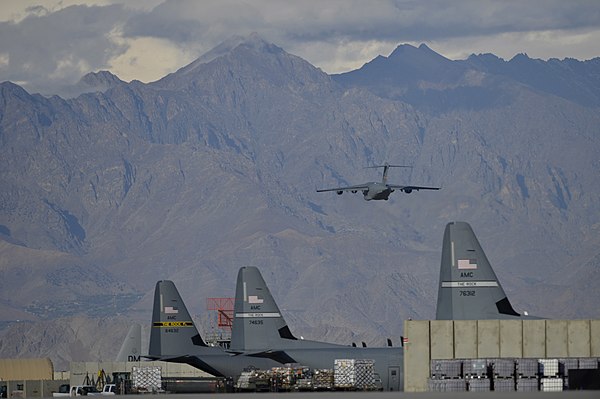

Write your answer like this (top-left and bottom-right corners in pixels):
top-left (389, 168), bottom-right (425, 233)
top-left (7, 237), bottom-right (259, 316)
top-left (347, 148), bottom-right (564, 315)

top-left (1, 0), bottom-right (599, 95)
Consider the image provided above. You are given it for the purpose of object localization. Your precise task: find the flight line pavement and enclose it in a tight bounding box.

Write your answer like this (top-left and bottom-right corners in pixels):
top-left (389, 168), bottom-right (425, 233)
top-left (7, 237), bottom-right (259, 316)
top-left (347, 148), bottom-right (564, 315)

top-left (112, 391), bottom-right (600, 399)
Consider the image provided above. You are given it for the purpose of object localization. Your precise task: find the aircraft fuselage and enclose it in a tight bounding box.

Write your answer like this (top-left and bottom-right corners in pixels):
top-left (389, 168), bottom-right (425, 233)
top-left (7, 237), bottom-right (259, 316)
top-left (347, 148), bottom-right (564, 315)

top-left (364, 182), bottom-right (394, 201)
top-left (281, 347), bottom-right (404, 391)
top-left (159, 352), bottom-right (281, 379)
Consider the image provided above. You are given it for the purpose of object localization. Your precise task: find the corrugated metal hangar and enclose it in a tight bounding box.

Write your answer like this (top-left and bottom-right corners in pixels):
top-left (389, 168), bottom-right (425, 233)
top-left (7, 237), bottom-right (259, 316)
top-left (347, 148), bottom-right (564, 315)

top-left (0, 358), bottom-right (62, 398)
top-left (0, 358), bottom-right (53, 381)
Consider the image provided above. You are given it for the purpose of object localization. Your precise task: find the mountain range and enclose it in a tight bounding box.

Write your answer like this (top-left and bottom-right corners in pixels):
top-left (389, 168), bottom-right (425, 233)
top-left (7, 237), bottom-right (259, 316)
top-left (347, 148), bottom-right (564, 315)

top-left (1, 34), bottom-right (599, 370)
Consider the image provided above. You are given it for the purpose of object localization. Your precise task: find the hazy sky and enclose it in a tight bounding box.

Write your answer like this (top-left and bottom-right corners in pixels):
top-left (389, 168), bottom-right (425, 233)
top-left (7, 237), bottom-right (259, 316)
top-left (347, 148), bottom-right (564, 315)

top-left (1, 0), bottom-right (599, 94)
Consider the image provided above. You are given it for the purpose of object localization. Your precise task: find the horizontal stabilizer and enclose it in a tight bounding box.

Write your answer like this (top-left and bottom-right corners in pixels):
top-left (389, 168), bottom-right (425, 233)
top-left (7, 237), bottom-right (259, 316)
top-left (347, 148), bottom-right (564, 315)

top-left (365, 164), bottom-right (412, 169)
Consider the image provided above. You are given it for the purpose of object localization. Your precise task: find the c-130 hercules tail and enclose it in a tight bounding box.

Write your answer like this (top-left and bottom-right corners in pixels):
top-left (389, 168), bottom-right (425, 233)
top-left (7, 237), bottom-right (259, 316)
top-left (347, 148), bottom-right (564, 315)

top-left (148, 275), bottom-right (404, 391)
top-left (230, 266), bottom-right (404, 391)
top-left (147, 280), bottom-right (280, 377)
top-left (436, 221), bottom-right (543, 320)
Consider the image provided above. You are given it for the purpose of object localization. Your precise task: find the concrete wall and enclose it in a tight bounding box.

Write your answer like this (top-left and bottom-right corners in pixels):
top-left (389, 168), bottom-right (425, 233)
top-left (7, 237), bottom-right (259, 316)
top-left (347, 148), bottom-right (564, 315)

top-left (523, 319), bottom-right (545, 357)
top-left (499, 320), bottom-right (522, 357)
top-left (403, 320), bottom-right (430, 392)
top-left (430, 320), bottom-right (453, 359)
top-left (454, 320), bottom-right (477, 358)
top-left (404, 319), bottom-right (600, 392)
top-left (477, 320), bottom-right (500, 358)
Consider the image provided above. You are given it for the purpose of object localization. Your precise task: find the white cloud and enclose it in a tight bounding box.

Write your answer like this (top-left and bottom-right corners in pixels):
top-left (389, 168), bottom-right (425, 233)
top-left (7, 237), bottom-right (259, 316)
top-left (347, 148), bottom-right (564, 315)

top-left (48, 54), bottom-right (91, 81)
top-left (0, 53), bottom-right (9, 68)
top-left (287, 39), bottom-right (401, 74)
top-left (107, 32), bottom-right (197, 83)
top-left (428, 28), bottom-right (600, 62)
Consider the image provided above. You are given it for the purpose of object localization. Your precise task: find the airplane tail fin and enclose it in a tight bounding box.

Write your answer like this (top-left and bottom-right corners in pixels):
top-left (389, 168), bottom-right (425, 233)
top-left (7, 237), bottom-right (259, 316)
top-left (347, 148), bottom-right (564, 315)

top-left (149, 280), bottom-right (207, 357)
top-left (365, 163), bottom-right (411, 184)
top-left (230, 267), bottom-right (296, 351)
top-left (116, 323), bottom-right (142, 362)
top-left (435, 222), bottom-right (522, 320)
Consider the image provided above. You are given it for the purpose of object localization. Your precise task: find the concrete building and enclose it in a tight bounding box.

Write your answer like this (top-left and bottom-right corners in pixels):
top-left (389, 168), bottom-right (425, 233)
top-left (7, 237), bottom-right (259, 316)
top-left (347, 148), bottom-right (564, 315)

top-left (403, 319), bottom-right (600, 392)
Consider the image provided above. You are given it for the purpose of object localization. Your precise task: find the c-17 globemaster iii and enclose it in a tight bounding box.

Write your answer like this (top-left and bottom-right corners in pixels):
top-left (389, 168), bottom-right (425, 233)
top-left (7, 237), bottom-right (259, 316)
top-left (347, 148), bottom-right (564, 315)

top-left (230, 266), bottom-right (404, 391)
top-left (436, 221), bottom-right (543, 320)
top-left (317, 162), bottom-right (439, 201)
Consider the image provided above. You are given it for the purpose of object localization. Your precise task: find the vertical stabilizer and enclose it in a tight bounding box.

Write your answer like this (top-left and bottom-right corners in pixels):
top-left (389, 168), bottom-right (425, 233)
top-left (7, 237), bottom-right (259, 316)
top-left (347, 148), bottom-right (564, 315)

top-left (436, 222), bottom-right (522, 320)
top-left (149, 280), bottom-right (206, 357)
top-left (382, 164), bottom-right (390, 184)
top-left (230, 267), bottom-right (296, 351)
top-left (116, 323), bottom-right (142, 362)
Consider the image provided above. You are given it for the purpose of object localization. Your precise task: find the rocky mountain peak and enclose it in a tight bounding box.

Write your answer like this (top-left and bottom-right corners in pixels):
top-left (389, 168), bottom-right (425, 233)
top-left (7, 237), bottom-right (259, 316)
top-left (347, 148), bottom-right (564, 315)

top-left (0, 80), bottom-right (32, 99)
top-left (173, 33), bottom-right (282, 77)
top-left (388, 43), bottom-right (450, 63)
top-left (78, 70), bottom-right (124, 88)
top-left (155, 33), bottom-right (329, 90)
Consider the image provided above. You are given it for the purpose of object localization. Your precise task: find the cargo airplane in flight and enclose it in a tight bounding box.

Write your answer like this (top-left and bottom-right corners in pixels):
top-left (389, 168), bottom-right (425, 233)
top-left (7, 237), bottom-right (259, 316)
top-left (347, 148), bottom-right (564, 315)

top-left (316, 163), bottom-right (439, 201)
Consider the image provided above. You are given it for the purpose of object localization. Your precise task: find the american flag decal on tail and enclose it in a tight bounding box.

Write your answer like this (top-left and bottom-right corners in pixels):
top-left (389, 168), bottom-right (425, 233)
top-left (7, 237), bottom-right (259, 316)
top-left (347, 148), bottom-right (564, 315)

top-left (248, 295), bottom-right (264, 304)
top-left (457, 259), bottom-right (477, 270)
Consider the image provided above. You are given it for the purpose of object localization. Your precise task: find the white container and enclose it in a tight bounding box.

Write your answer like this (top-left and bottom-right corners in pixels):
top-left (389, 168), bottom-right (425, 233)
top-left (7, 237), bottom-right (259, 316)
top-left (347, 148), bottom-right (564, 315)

top-left (540, 377), bottom-right (563, 392)
top-left (539, 359), bottom-right (559, 377)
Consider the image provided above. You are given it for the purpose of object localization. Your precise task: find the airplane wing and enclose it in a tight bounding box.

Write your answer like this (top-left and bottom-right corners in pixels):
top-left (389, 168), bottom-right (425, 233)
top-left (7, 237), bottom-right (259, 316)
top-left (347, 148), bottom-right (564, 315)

top-left (388, 184), bottom-right (440, 193)
top-left (316, 184), bottom-right (369, 193)
top-left (243, 350), bottom-right (297, 364)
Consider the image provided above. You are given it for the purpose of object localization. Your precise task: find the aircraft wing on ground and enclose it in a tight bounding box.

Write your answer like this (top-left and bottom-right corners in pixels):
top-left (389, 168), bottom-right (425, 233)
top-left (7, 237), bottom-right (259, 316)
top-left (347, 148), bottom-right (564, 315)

top-left (316, 184), bottom-right (368, 193)
top-left (387, 184), bottom-right (440, 192)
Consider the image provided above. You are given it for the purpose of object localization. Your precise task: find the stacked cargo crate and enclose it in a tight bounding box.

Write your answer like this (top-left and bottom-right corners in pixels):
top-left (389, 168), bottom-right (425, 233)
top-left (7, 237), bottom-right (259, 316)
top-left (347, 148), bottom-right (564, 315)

top-left (131, 366), bottom-right (162, 393)
top-left (539, 359), bottom-right (562, 392)
top-left (294, 377), bottom-right (313, 391)
top-left (559, 357), bottom-right (578, 389)
top-left (333, 359), bottom-right (376, 390)
top-left (578, 357), bottom-right (599, 370)
top-left (489, 358), bottom-right (515, 392)
top-left (235, 371), bottom-right (253, 391)
top-left (428, 379), bottom-right (468, 392)
top-left (569, 358), bottom-right (600, 390)
top-left (311, 369), bottom-right (334, 390)
top-left (270, 366), bottom-right (294, 391)
top-left (428, 359), bottom-right (466, 392)
top-left (430, 359), bottom-right (462, 379)
top-left (515, 358), bottom-right (538, 391)
top-left (464, 359), bottom-right (491, 392)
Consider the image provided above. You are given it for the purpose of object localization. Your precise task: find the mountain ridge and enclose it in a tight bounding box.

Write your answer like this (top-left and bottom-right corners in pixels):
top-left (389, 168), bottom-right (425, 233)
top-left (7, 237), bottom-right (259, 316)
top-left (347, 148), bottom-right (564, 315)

top-left (334, 43), bottom-right (600, 108)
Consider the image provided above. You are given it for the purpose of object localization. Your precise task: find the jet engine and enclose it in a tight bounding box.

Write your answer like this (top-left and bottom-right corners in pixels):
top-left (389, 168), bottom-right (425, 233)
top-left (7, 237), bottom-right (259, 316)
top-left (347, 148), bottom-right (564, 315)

top-left (403, 188), bottom-right (412, 193)
top-left (336, 190), bottom-right (343, 195)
